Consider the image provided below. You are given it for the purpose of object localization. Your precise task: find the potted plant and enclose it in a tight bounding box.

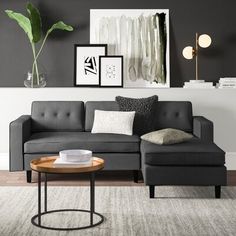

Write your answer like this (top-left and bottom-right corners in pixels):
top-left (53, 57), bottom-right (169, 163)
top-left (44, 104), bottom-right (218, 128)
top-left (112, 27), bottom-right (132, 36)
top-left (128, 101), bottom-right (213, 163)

top-left (5, 3), bottom-right (73, 88)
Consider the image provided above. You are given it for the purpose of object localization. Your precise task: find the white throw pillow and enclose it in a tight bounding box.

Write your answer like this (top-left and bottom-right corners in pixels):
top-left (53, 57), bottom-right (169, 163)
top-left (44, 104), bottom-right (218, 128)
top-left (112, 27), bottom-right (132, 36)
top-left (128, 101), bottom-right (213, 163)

top-left (91, 110), bottom-right (135, 135)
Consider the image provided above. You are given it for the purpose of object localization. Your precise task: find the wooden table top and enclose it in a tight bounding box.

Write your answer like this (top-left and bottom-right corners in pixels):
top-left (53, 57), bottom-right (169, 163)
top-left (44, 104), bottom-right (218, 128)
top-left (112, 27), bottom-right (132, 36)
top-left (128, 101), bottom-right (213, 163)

top-left (30, 156), bottom-right (104, 174)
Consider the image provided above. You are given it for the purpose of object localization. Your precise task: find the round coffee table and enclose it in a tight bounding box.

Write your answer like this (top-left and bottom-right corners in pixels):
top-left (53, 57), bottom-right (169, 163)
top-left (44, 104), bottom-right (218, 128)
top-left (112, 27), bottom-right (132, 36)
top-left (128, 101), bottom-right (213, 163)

top-left (30, 156), bottom-right (104, 231)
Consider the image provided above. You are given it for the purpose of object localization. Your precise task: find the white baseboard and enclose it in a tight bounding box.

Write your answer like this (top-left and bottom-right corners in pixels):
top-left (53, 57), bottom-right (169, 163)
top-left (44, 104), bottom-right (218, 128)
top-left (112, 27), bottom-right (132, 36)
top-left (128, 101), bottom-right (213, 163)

top-left (225, 152), bottom-right (236, 170)
top-left (0, 152), bottom-right (236, 171)
top-left (0, 153), bottom-right (9, 170)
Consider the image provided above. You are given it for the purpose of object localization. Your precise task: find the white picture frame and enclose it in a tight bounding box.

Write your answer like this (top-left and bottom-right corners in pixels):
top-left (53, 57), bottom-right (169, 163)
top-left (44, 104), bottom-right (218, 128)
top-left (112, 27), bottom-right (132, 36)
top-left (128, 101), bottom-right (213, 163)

top-left (90, 9), bottom-right (170, 88)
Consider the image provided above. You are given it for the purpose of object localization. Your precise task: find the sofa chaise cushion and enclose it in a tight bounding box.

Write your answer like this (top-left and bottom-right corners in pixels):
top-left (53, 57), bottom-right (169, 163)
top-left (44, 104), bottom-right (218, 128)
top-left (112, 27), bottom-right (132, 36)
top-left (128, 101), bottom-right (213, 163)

top-left (141, 138), bottom-right (225, 166)
top-left (24, 132), bottom-right (140, 153)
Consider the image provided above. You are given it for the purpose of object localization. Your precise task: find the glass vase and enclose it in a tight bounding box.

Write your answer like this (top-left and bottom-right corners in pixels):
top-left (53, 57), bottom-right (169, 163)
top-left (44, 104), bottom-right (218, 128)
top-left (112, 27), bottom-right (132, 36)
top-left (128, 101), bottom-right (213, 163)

top-left (24, 72), bottom-right (46, 88)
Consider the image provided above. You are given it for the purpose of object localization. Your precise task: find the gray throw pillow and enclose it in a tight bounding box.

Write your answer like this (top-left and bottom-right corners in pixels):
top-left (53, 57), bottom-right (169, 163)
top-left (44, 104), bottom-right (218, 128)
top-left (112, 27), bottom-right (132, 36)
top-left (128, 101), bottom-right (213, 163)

top-left (116, 95), bottom-right (158, 135)
top-left (141, 128), bottom-right (193, 145)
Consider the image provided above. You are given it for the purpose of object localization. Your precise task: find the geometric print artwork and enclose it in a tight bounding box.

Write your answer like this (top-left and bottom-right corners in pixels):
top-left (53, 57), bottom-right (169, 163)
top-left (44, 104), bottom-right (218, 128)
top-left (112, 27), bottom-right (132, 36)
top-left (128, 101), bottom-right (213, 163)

top-left (84, 57), bottom-right (97, 75)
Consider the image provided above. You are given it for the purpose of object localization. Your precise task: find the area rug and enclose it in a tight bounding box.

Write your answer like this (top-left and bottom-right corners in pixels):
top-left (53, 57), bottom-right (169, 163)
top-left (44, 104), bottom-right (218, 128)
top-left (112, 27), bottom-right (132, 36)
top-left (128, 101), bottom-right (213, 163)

top-left (0, 186), bottom-right (236, 236)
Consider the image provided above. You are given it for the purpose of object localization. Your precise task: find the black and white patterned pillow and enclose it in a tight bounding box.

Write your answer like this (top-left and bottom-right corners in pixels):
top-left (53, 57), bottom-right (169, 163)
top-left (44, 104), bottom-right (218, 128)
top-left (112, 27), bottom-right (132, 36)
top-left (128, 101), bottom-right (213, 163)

top-left (116, 95), bottom-right (158, 136)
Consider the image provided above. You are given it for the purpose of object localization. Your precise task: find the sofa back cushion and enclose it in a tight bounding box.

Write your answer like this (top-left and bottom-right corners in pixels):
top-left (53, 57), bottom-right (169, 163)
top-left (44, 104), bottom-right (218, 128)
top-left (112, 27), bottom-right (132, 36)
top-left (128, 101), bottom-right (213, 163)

top-left (85, 101), bottom-right (119, 131)
top-left (31, 101), bottom-right (85, 132)
top-left (154, 101), bottom-right (193, 132)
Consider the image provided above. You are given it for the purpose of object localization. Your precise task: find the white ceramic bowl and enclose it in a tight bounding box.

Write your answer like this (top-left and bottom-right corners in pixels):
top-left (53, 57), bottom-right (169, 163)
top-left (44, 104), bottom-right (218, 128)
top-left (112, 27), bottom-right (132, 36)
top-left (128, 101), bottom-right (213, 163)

top-left (59, 150), bottom-right (92, 162)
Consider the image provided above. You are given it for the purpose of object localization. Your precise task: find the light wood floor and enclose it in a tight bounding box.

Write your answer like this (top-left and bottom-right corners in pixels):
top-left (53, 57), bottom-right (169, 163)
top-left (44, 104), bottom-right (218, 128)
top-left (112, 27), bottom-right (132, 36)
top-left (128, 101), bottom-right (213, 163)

top-left (0, 170), bottom-right (142, 186)
top-left (0, 170), bottom-right (235, 186)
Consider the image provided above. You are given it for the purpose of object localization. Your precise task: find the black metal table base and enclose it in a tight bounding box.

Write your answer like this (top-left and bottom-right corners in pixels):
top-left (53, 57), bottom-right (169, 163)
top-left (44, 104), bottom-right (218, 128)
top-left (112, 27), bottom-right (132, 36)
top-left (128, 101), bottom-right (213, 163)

top-left (31, 171), bottom-right (104, 231)
top-left (31, 209), bottom-right (104, 230)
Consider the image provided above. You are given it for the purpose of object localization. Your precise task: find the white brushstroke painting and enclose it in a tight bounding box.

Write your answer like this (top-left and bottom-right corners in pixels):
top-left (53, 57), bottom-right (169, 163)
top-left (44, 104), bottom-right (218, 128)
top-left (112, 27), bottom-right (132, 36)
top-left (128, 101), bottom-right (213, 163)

top-left (90, 9), bottom-right (170, 88)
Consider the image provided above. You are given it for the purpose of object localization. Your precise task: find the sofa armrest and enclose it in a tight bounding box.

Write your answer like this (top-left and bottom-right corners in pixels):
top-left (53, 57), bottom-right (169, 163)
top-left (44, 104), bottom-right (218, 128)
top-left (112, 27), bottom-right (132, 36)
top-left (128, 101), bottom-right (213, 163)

top-left (9, 115), bottom-right (31, 171)
top-left (193, 116), bottom-right (213, 142)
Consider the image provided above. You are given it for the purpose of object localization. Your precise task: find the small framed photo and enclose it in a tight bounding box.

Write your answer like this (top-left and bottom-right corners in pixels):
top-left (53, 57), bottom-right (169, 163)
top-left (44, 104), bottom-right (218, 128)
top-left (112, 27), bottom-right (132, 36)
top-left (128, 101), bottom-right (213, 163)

top-left (99, 56), bottom-right (123, 87)
top-left (74, 44), bottom-right (107, 87)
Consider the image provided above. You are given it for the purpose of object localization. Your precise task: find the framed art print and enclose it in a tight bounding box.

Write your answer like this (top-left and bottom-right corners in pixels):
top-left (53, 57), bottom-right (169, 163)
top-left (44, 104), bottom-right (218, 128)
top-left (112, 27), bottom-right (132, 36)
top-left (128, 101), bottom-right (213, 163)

top-left (74, 44), bottom-right (107, 87)
top-left (99, 56), bottom-right (123, 87)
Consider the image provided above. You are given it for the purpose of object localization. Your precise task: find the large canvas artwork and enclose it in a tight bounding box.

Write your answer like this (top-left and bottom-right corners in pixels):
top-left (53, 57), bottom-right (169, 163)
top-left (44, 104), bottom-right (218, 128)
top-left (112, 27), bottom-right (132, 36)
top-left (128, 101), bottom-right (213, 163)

top-left (90, 9), bottom-right (170, 88)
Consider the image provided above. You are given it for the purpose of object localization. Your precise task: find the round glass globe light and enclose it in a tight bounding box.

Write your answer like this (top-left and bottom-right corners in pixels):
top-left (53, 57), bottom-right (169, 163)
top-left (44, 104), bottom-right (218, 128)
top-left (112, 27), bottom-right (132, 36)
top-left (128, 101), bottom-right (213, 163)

top-left (182, 46), bottom-right (193, 59)
top-left (198, 34), bottom-right (212, 48)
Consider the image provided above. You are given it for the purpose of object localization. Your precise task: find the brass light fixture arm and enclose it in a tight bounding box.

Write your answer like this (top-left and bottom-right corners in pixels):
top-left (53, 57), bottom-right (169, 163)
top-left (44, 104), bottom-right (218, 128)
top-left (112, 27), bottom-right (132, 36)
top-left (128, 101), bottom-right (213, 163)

top-left (195, 32), bottom-right (199, 81)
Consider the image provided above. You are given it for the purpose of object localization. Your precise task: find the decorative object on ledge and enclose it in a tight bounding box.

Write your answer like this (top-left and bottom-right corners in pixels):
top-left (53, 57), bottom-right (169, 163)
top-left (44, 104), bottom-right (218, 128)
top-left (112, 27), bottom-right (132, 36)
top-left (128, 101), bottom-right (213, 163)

top-left (99, 56), bottom-right (123, 87)
top-left (90, 9), bottom-right (170, 88)
top-left (217, 77), bottom-right (236, 89)
top-left (5, 3), bottom-right (73, 88)
top-left (74, 44), bottom-right (107, 87)
top-left (182, 33), bottom-right (212, 88)
top-left (183, 81), bottom-right (215, 89)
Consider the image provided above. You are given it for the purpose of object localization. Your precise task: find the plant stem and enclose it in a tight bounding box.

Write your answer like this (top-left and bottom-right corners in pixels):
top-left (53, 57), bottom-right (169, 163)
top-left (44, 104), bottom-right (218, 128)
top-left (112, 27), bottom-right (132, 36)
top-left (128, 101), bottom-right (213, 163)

top-left (33, 32), bottom-right (49, 65)
top-left (31, 43), bottom-right (40, 86)
top-left (30, 33), bottom-right (49, 87)
top-left (31, 54), bottom-right (35, 88)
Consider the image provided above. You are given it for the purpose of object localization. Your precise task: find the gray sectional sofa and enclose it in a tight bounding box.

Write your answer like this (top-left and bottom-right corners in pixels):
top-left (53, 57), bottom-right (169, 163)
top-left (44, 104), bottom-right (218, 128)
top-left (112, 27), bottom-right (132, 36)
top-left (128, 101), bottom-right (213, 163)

top-left (9, 100), bottom-right (227, 198)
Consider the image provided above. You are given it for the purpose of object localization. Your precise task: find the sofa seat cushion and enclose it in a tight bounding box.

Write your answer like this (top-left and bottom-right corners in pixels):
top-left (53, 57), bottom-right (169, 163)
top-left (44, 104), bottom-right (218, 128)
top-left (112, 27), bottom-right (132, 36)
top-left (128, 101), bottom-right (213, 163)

top-left (24, 132), bottom-right (140, 154)
top-left (141, 138), bottom-right (225, 166)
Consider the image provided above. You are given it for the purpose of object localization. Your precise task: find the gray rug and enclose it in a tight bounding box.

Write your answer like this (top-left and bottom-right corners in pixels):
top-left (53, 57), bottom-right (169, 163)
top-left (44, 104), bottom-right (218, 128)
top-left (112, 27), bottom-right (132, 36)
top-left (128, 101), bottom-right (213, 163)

top-left (0, 186), bottom-right (236, 236)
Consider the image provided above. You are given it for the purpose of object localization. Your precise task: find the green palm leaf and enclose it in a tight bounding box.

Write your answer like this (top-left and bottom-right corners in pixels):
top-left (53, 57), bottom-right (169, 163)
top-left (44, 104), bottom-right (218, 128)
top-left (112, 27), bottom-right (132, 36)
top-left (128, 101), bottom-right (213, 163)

top-left (5, 10), bottom-right (33, 42)
top-left (26, 3), bottom-right (42, 43)
top-left (47, 21), bottom-right (73, 35)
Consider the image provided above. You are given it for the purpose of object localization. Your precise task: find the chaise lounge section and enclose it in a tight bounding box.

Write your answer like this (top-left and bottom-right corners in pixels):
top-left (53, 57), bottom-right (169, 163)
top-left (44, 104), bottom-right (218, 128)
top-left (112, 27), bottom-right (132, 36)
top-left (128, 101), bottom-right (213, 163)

top-left (141, 102), bottom-right (226, 198)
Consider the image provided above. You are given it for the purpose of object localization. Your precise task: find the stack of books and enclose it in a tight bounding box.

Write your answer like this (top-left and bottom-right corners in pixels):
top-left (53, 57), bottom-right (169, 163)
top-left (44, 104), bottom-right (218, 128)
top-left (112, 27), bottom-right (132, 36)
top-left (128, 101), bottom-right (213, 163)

top-left (217, 77), bottom-right (236, 89)
top-left (183, 81), bottom-right (215, 89)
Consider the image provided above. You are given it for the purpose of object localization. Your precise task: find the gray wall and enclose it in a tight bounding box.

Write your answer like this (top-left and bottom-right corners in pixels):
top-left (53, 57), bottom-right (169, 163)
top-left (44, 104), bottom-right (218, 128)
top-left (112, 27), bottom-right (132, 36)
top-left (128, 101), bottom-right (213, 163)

top-left (0, 0), bottom-right (235, 87)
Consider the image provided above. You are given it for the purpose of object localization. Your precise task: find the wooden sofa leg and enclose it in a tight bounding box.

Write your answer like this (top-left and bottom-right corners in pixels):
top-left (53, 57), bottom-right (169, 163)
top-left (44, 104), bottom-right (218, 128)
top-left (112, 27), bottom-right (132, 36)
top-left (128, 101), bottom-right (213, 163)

top-left (215, 185), bottom-right (221, 198)
top-left (133, 170), bottom-right (139, 183)
top-left (149, 185), bottom-right (155, 198)
top-left (26, 170), bottom-right (32, 183)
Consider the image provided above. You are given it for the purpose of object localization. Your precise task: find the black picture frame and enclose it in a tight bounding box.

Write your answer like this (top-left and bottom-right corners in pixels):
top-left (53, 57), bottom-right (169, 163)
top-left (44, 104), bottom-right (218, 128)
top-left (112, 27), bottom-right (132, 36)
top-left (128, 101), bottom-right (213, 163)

top-left (74, 44), bottom-right (107, 87)
top-left (99, 56), bottom-right (123, 88)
